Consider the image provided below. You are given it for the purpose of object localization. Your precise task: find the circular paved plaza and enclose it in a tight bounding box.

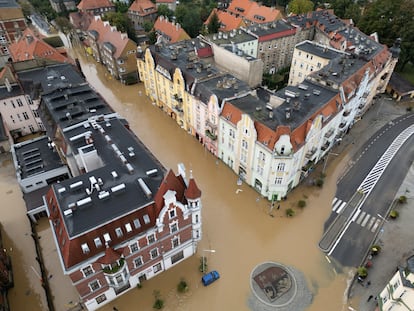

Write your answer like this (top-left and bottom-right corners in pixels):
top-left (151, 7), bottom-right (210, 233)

top-left (248, 262), bottom-right (312, 311)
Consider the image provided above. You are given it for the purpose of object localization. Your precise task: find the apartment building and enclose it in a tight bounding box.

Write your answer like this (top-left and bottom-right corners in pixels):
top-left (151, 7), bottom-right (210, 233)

top-left (138, 9), bottom-right (398, 200)
top-left (0, 0), bottom-right (27, 66)
top-left (289, 40), bottom-right (345, 86)
top-left (226, 0), bottom-right (281, 25)
top-left (77, 0), bottom-right (115, 17)
top-left (204, 9), bottom-right (246, 32)
top-left (87, 16), bottom-right (138, 84)
top-left (10, 61), bottom-right (203, 310)
top-left (127, 0), bottom-right (157, 27)
top-left (0, 115), bottom-right (10, 153)
top-left (154, 16), bottom-right (191, 44)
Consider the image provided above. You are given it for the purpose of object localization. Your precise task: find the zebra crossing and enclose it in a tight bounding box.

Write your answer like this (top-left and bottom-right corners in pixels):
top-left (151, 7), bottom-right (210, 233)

top-left (332, 197), bottom-right (347, 214)
top-left (354, 211), bottom-right (382, 233)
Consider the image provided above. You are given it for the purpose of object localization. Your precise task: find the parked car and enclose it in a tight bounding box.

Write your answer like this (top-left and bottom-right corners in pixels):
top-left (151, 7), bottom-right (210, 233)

top-left (201, 270), bottom-right (220, 286)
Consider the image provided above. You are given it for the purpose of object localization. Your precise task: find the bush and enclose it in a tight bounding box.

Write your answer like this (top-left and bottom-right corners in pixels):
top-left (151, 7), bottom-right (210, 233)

top-left (390, 210), bottom-right (399, 219)
top-left (371, 245), bottom-right (381, 255)
top-left (315, 178), bottom-right (324, 187)
top-left (357, 266), bottom-right (368, 278)
top-left (177, 279), bottom-right (188, 293)
top-left (398, 195), bottom-right (407, 204)
top-left (137, 283), bottom-right (142, 289)
top-left (286, 208), bottom-right (295, 217)
top-left (153, 290), bottom-right (164, 309)
top-left (297, 200), bottom-right (307, 208)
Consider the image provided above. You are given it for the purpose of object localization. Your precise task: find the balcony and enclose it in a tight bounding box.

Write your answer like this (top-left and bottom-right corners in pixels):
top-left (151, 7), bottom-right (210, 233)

top-left (305, 147), bottom-right (317, 159)
top-left (205, 129), bottom-right (217, 141)
top-left (343, 110), bottom-right (351, 117)
top-left (339, 122), bottom-right (346, 129)
top-left (103, 258), bottom-right (125, 275)
top-left (320, 141), bottom-right (330, 151)
top-left (205, 119), bottom-right (217, 131)
top-left (173, 94), bottom-right (183, 103)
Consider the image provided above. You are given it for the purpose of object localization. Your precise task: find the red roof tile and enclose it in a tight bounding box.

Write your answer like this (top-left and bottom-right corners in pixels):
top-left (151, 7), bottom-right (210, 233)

top-left (154, 16), bottom-right (190, 43)
top-left (205, 9), bottom-right (245, 32)
top-left (221, 102), bottom-right (242, 125)
top-left (185, 178), bottom-right (201, 199)
top-left (96, 246), bottom-right (123, 264)
top-left (129, 0), bottom-right (157, 16)
top-left (154, 170), bottom-right (186, 213)
top-left (227, 0), bottom-right (280, 24)
top-left (77, 0), bottom-right (115, 11)
top-left (9, 28), bottom-right (71, 63)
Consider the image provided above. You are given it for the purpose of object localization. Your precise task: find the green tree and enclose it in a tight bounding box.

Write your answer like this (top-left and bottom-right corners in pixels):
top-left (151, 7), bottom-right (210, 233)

top-left (157, 4), bottom-right (174, 19)
top-left (330, 0), bottom-right (361, 24)
top-left (288, 0), bottom-right (314, 14)
top-left (20, 1), bottom-right (33, 17)
top-left (207, 11), bottom-right (220, 34)
top-left (175, 4), bottom-right (203, 38)
top-left (358, 0), bottom-right (414, 71)
top-left (114, 0), bottom-right (129, 13)
top-left (54, 16), bottom-right (73, 34)
top-left (143, 21), bottom-right (154, 32)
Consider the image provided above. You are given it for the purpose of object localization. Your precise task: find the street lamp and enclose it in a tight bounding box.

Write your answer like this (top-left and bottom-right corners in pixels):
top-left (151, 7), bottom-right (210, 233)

top-left (322, 152), bottom-right (339, 174)
top-left (202, 249), bottom-right (216, 274)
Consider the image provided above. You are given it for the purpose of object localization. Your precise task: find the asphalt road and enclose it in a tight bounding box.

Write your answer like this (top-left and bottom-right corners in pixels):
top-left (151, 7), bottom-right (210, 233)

top-left (322, 112), bottom-right (414, 266)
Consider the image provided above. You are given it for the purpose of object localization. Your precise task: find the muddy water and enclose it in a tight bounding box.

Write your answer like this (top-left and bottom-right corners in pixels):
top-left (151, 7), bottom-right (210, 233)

top-left (0, 45), bottom-right (356, 311)
top-left (73, 49), bottom-right (354, 311)
top-left (0, 155), bottom-right (47, 310)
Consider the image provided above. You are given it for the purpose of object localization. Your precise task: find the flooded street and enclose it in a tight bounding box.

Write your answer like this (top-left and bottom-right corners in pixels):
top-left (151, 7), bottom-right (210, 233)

top-left (0, 46), bottom-right (360, 311)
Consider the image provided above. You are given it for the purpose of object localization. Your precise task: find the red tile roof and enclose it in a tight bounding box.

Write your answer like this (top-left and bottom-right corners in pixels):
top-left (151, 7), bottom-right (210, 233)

top-left (77, 0), bottom-right (115, 11)
top-left (128, 0), bottom-right (157, 16)
top-left (88, 16), bottom-right (132, 59)
top-left (204, 9), bottom-right (245, 32)
top-left (154, 170), bottom-right (187, 213)
top-left (9, 28), bottom-right (71, 63)
top-left (96, 246), bottom-right (123, 264)
top-left (227, 0), bottom-right (281, 24)
top-left (185, 178), bottom-right (201, 199)
top-left (154, 16), bottom-right (191, 43)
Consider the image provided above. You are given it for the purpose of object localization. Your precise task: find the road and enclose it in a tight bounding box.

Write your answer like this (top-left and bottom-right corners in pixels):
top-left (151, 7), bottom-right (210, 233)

top-left (321, 113), bottom-right (414, 267)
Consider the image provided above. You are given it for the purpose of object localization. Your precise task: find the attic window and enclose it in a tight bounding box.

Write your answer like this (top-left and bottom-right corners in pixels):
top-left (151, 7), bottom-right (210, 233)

top-left (103, 233), bottom-right (111, 243)
top-left (81, 243), bottom-right (90, 254)
top-left (94, 238), bottom-right (103, 248)
top-left (133, 218), bottom-right (141, 229)
top-left (125, 223), bottom-right (132, 233)
top-left (143, 214), bottom-right (150, 224)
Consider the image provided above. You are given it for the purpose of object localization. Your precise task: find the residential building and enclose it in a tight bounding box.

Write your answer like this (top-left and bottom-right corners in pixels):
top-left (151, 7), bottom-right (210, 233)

top-left (155, 0), bottom-right (177, 12)
top-left (226, 0), bottom-right (281, 25)
top-left (0, 65), bottom-right (44, 140)
top-left (138, 10), bottom-right (399, 200)
top-left (9, 28), bottom-right (71, 63)
top-left (87, 16), bottom-right (139, 83)
top-left (49, 0), bottom-right (77, 13)
top-left (153, 16), bottom-right (190, 44)
top-left (0, 0), bottom-right (27, 66)
top-left (204, 9), bottom-right (246, 32)
top-left (289, 40), bottom-right (345, 86)
top-left (127, 0), bottom-right (157, 28)
top-left (9, 61), bottom-right (203, 310)
top-left (29, 14), bottom-right (52, 37)
top-left (378, 257), bottom-right (414, 311)
top-left (77, 0), bottom-right (115, 17)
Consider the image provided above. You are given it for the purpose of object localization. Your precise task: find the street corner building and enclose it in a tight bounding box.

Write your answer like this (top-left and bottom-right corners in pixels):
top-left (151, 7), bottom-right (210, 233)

top-left (44, 116), bottom-right (203, 310)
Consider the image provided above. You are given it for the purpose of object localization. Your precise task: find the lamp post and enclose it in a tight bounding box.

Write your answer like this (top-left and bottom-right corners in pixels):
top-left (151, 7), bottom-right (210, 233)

top-left (202, 249), bottom-right (216, 274)
top-left (322, 152), bottom-right (339, 174)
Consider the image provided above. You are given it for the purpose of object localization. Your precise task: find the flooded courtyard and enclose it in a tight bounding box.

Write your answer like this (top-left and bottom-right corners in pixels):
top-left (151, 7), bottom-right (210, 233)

top-left (0, 47), bottom-right (377, 311)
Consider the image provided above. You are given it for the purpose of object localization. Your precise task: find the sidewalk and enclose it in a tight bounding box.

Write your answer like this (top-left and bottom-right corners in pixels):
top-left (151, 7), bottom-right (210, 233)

top-left (348, 162), bottom-right (414, 311)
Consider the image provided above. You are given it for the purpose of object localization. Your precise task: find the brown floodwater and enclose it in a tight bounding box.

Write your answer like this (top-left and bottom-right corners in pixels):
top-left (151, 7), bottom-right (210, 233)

top-left (0, 46), bottom-right (359, 311)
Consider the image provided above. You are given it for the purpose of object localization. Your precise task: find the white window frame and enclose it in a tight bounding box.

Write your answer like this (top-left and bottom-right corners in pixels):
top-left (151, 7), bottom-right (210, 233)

top-left (130, 242), bottom-right (139, 253)
top-left (115, 227), bottom-right (123, 238)
top-left (134, 256), bottom-right (143, 268)
top-left (81, 243), bottom-right (90, 254)
top-left (94, 237), bottom-right (102, 248)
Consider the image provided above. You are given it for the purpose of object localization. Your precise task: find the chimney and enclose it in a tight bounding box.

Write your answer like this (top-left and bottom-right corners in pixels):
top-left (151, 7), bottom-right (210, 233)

top-left (285, 108), bottom-right (291, 120)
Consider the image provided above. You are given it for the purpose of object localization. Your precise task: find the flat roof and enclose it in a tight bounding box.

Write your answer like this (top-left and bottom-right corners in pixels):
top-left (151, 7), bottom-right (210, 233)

top-left (231, 80), bottom-right (338, 130)
top-left (206, 29), bottom-right (256, 45)
top-left (55, 116), bottom-right (166, 238)
top-left (247, 20), bottom-right (294, 37)
top-left (13, 135), bottom-right (65, 179)
top-left (296, 40), bottom-right (343, 60)
top-left (0, 85), bottom-right (24, 100)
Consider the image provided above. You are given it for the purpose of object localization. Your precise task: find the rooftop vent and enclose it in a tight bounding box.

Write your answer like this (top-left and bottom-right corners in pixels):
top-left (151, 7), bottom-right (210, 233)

top-left (76, 197), bottom-right (92, 207)
top-left (63, 209), bottom-right (73, 216)
top-left (298, 84), bottom-right (308, 90)
top-left (146, 169), bottom-right (158, 177)
top-left (98, 191), bottom-right (110, 200)
top-left (69, 181), bottom-right (83, 190)
top-left (313, 89), bottom-right (321, 96)
top-left (111, 183), bottom-right (126, 194)
top-left (138, 178), bottom-right (152, 199)
top-left (111, 171), bottom-right (118, 179)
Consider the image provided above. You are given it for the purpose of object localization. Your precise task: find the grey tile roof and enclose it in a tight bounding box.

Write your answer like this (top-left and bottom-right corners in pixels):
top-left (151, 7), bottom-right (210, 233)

top-left (295, 40), bottom-right (343, 60)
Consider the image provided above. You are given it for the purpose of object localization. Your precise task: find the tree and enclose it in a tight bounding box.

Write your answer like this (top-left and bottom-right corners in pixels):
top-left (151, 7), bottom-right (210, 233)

top-left (207, 11), bottom-right (220, 34)
top-left (54, 16), bottom-right (73, 34)
top-left (330, 0), bottom-right (361, 24)
top-left (114, 0), bottom-right (129, 13)
top-left (175, 4), bottom-right (203, 38)
top-left (357, 0), bottom-right (414, 71)
top-left (143, 21), bottom-right (154, 33)
top-left (288, 0), bottom-right (314, 14)
top-left (157, 4), bottom-right (174, 19)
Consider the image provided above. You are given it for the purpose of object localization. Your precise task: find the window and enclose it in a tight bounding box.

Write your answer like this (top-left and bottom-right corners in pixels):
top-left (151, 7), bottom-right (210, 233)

top-left (195, 214), bottom-right (199, 223)
top-left (82, 265), bottom-right (94, 277)
top-left (103, 233), bottom-right (111, 244)
top-left (29, 125), bottom-right (35, 133)
top-left (81, 243), bottom-right (90, 254)
top-left (130, 242), bottom-right (139, 253)
top-left (134, 256), bottom-right (143, 267)
top-left (153, 263), bottom-right (162, 273)
top-left (170, 222), bottom-right (178, 234)
top-left (89, 280), bottom-right (100, 291)
top-left (133, 218), bottom-right (141, 229)
top-left (171, 251), bottom-right (184, 264)
top-left (150, 248), bottom-right (159, 259)
top-left (277, 163), bottom-right (285, 171)
top-left (11, 100), bottom-right (15, 108)
top-left (96, 294), bottom-right (107, 304)
top-left (147, 233), bottom-right (156, 244)
top-left (172, 236), bottom-right (180, 248)
top-left (115, 227), bottom-right (123, 238)
top-left (317, 62), bottom-right (322, 68)
top-left (275, 177), bottom-right (283, 185)
top-left (125, 223), bottom-right (132, 233)
top-left (32, 110), bottom-right (39, 118)
top-left (143, 214), bottom-right (150, 224)
top-left (94, 237), bottom-right (102, 248)
top-left (16, 98), bottom-right (23, 107)
top-left (169, 209), bottom-right (176, 219)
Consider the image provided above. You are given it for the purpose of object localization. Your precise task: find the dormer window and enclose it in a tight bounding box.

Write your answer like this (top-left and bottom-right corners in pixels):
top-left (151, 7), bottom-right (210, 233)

top-left (94, 238), bottom-right (103, 248)
top-left (143, 214), bottom-right (150, 224)
top-left (103, 233), bottom-right (111, 244)
top-left (81, 243), bottom-right (90, 254)
top-left (115, 227), bottom-right (123, 238)
top-left (169, 208), bottom-right (176, 219)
